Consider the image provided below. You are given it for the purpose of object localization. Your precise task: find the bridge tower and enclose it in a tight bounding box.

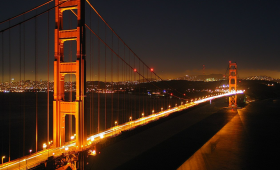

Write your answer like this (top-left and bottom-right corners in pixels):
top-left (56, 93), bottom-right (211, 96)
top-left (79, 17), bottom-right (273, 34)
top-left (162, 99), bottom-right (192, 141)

top-left (228, 61), bottom-right (237, 107)
top-left (53, 0), bottom-right (86, 149)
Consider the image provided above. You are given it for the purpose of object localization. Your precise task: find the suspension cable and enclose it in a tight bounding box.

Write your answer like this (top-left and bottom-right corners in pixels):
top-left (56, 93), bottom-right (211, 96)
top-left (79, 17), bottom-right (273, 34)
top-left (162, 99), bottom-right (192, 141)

top-left (85, 0), bottom-right (185, 97)
top-left (0, 0), bottom-right (54, 25)
top-left (85, 24), bottom-right (180, 99)
top-left (0, 0), bottom-right (68, 33)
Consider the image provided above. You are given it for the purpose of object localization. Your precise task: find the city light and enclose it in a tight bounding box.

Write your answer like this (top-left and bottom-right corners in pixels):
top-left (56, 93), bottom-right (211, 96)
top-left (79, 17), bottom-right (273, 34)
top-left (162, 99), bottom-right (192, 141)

top-left (43, 143), bottom-right (47, 149)
top-left (29, 150), bottom-right (32, 155)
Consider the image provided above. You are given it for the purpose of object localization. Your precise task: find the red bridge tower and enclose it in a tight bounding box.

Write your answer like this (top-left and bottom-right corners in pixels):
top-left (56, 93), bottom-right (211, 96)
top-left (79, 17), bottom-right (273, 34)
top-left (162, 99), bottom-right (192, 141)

top-left (53, 0), bottom-right (86, 149)
top-left (228, 61), bottom-right (237, 107)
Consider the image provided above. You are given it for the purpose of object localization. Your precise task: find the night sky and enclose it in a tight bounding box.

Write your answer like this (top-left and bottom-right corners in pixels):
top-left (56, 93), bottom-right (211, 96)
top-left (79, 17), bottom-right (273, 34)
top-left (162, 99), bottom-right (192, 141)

top-left (1, 0), bottom-right (280, 80)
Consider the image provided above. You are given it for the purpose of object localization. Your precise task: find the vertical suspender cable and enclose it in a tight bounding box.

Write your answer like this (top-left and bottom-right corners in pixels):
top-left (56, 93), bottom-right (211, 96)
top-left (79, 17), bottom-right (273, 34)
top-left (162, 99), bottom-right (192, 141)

top-left (138, 59), bottom-right (140, 118)
top-left (23, 14), bottom-right (26, 156)
top-left (89, 8), bottom-right (92, 135)
top-left (123, 46), bottom-right (125, 123)
top-left (47, 2), bottom-right (50, 144)
top-left (142, 63), bottom-right (144, 116)
top-left (111, 31), bottom-right (113, 127)
top-left (19, 24), bottom-right (22, 157)
top-left (97, 18), bottom-right (100, 133)
top-left (1, 32), bottom-right (3, 158)
top-left (129, 50), bottom-right (131, 119)
top-left (117, 39), bottom-right (119, 123)
top-left (91, 20), bottom-right (94, 134)
top-left (104, 25), bottom-right (107, 130)
top-left (8, 20), bottom-right (11, 162)
top-left (35, 13), bottom-right (38, 153)
top-left (133, 55), bottom-right (139, 119)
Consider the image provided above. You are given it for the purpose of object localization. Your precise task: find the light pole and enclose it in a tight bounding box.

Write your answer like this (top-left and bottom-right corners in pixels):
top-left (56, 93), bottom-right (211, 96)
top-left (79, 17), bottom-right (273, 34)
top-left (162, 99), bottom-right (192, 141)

top-left (115, 121), bottom-right (118, 135)
top-left (2, 156), bottom-right (5, 164)
top-left (129, 117), bottom-right (132, 128)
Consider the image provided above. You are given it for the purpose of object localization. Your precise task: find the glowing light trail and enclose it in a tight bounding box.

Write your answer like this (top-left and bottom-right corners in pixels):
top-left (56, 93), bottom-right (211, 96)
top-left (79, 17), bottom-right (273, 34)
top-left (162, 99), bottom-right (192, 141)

top-left (0, 91), bottom-right (244, 170)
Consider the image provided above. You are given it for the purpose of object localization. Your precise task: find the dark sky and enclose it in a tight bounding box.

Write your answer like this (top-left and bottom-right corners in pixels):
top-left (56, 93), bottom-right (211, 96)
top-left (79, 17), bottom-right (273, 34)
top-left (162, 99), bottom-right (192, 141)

top-left (1, 0), bottom-right (280, 80)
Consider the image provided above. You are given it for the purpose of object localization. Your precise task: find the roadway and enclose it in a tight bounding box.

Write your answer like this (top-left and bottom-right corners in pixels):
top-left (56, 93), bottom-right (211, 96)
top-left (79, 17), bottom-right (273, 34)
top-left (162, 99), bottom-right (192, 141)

top-left (0, 91), bottom-right (243, 170)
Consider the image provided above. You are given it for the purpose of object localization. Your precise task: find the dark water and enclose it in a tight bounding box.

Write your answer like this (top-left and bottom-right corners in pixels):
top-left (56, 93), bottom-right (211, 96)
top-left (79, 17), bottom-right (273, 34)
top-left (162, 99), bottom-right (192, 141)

top-left (177, 98), bottom-right (280, 169)
top-left (0, 92), bottom-right (182, 161)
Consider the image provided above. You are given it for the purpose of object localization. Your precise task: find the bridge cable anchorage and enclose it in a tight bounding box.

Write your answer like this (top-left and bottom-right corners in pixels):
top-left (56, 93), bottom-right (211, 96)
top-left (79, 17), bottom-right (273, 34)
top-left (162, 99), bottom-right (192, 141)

top-left (85, 0), bottom-right (185, 98)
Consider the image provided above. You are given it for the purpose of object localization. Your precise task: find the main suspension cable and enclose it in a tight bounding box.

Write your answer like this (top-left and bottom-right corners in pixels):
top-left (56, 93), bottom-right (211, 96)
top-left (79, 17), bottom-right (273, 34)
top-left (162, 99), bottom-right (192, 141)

top-left (0, 0), bottom-right (55, 25)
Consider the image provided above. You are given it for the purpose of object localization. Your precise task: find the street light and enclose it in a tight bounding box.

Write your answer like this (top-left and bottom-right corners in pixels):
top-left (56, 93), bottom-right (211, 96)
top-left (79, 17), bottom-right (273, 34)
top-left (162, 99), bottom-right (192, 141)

top-left (142, 113), bottom-right (144, 117)
top-left (29, 149), bottom-right (32, 155)
top-left (2, 156), bottom-right (5, 164)
top-left (129, 117), bottom-right (132, 121)
top-left (43, 143), bottom-right (47, 150)
top-left (161, 107), bottom-right (163, 111)
top-left (115, 121), bottom-right (118, 126)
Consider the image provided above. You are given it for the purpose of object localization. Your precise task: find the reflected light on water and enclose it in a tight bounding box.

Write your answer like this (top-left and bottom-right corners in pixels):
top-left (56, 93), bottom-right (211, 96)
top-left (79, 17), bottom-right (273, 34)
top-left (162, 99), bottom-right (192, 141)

top-left (177, 110), bottom-right (246, 170)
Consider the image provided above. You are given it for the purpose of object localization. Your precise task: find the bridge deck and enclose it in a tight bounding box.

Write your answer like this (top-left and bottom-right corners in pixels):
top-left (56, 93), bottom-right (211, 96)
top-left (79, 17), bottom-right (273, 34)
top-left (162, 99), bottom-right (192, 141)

top-left (0, 91), bottom-right (243, 170)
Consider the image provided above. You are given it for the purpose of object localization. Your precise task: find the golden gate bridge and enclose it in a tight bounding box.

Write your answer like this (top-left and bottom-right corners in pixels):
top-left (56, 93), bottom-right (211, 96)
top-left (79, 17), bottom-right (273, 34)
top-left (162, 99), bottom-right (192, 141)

top-left (0, 0), bottom-right (242, 169)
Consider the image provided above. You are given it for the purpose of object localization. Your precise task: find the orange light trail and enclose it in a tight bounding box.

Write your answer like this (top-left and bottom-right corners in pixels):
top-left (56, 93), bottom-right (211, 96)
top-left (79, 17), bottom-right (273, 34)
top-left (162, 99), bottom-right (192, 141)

top-left (0, 90), bottom-right (244, 170)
